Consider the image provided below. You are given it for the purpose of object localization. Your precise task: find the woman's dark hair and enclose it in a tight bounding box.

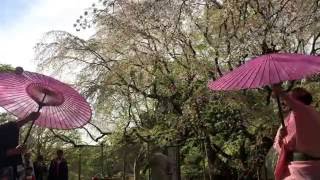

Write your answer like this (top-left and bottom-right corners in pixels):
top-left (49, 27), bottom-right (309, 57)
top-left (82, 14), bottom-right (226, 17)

top-left (37, 155), bottom-right (44, 161)
top-left (57, 149), bottom-right (63, 155)
top-left (291, 87), bottom-right (313, 105)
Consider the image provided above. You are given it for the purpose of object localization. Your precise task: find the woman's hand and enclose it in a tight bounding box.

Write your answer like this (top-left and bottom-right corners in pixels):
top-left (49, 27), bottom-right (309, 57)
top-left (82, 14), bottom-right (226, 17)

top-left (6, 145), bottom-right (26, 156)
top-left (278, 127), bottom-right (287, 147)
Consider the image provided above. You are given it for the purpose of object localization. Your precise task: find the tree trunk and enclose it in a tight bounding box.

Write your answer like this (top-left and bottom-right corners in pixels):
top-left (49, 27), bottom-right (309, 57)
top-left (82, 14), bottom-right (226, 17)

top-left (134, 148), bottom-right (144, 180)
top-left (123, 146), bottom-right (127, 180)
top-left (101, 144), bottom-right (104, 177)
top-left (204, 136), bottom-right (217, 180)
top-left (78, 149), bottom-right (82, 180)
top-left (134, 158), bottom-right (142, 180)
top-left (167, 146), bottom-right (179, 180)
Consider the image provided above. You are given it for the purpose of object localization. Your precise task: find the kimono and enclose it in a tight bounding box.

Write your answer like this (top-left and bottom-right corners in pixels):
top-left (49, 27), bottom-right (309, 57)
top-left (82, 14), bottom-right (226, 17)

top-left (273, 96), bottom-right (320, 180)
top-left (48, 158), bottom-right (68, 180)
top-left (0, 122), bottom-right (22, 179)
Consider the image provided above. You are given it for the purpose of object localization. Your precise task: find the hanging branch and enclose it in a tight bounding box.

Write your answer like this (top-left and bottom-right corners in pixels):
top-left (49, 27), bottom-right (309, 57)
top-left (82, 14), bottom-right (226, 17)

top-left (84, 122), bottom-right (112, 142)
top-left (50, 129), bottom-right (78, 147)
top-left (82, 126), bottom-right (98, 141)
top-left (133, 129), bottom-right (152, 143)
top-left (310, 32), bottom-right (320, 55)
top-left (50, 129), bottom-right (102, 148)
top-left (88, 122), bottom-right (112, 135)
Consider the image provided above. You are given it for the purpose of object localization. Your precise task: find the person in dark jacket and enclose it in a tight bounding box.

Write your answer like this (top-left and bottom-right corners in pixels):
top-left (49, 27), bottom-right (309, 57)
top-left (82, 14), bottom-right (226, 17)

top-left (33, 155), bottom-right (47, 180)
top-left (0, 112), bottom-right (40, 179)
top-left (48, 150), bottom-right (68, 180)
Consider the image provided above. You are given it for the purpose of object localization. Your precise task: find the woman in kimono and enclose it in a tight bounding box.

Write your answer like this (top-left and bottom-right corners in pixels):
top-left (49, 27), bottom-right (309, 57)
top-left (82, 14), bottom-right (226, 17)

top-left (0, 112), bottom-right (40, 179)
top-left (272, 85), bottom-right (320, 180)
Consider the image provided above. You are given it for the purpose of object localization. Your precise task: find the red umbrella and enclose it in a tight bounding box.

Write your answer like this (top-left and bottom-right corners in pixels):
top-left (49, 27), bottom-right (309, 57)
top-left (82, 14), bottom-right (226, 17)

top-left (208, 53), bottom-right (320, 126)
top-left (0, 67), bottom-right (92, 142)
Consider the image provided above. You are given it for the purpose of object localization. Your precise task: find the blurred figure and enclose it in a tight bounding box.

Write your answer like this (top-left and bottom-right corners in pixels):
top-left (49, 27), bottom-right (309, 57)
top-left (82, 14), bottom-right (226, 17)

top-left (150, 152), bottom-right (174, 180)
top-left (23, 167), bottom-right (35, 180)
top-left (33, 155), bottom-right (47, 180)
top-left (23, 152), bottom-right (34, 174)
top-left (91, 175), bottom-right (99, 180)
top-left (0, 112), bottom-right (40, 179)
top-left (48, 150), bottom-right (68, 180)
top-left (0, 167), bottom-right (13, 180)
top-left (17, 152), bottom-right (34, 180)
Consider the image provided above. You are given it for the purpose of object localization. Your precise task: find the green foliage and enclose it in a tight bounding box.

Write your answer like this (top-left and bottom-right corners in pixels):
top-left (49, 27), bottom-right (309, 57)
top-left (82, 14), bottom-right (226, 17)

top-left (0, 64), bottom-right (14, 73)
top-left (181, 142), bottom-right (204, 179)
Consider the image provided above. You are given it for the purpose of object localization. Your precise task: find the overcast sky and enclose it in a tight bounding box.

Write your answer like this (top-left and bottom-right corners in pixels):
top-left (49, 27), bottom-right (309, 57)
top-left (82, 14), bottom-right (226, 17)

top-left (0, 0), bottom-right (100, 143)
top-left (0, 0), bottom-right (95, 72)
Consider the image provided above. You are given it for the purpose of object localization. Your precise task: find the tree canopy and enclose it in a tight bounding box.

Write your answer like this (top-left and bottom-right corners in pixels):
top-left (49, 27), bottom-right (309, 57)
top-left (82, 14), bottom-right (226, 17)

top-left (32, 0), bottom-right (320, 179)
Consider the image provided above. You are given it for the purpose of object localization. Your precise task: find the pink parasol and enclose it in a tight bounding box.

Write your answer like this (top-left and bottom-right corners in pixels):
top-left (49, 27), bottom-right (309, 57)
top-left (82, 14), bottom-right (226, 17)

top-left (0, 68), bottom-right (92, 131)
top-left (208, 53), bottom-right (320, 91)
top-left (208, 53), bottom-right (320, 126)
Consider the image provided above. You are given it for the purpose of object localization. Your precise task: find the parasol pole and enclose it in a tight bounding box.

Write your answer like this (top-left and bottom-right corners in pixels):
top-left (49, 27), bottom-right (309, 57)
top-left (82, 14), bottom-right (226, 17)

top-left (276, 95), bottom-right (285, 127)
top-left (23, 93), bottom-right (46, 145)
